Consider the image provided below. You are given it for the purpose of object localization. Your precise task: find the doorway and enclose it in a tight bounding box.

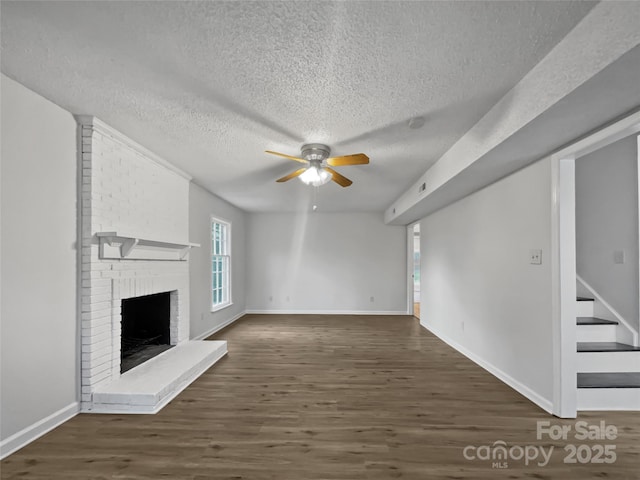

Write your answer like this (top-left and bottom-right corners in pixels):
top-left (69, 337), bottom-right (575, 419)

top-left (551, 111), bottom-right (640, 417)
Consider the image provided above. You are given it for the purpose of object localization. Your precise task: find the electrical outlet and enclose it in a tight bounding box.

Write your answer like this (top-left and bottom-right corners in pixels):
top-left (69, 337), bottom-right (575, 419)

top-left (269, 296), bottom-right (273, 302)
top-left (461, 321), bottom-right (464, 332)
top-left (370, 296), bottom-right (374, 302)
top-left (530, 249), bottom-right (542, 265)
top-left (286, 296), bottom-right (290, 302)
top-left (614, 250), bottom-right (625, 264)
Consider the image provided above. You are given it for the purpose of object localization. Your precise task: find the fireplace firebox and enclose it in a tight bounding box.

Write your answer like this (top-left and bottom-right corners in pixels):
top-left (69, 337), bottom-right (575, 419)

top-left (120, 292), bottom-right (173, 373)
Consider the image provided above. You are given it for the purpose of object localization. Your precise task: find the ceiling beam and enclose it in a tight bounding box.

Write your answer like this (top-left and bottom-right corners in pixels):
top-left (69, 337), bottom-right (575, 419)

top-left (385, 2), bottom-right (640, 225)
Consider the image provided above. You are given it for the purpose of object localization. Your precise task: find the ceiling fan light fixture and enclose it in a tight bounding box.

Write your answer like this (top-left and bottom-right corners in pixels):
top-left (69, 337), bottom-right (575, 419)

top-left (299, 165), bottom-right (332, 186)
top-left (266, 143), bottom-right (364, 188)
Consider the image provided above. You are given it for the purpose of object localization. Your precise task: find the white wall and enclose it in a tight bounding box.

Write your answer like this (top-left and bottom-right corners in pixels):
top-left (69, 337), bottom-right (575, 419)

top-left (1, 75), bottom-right (78, 445)
top-left (189, 183), bottom-right (246, 338)
top-left (247, 212), bottom-right (406, 313)
top-left (420, 158), bottom-right (554, 410)
top-left (576, 135), bottom-right (639, 332)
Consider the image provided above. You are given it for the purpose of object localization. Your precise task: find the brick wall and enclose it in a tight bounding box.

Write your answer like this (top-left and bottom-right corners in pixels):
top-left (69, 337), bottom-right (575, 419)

top-left (78, 117), bottom-right (192, 411)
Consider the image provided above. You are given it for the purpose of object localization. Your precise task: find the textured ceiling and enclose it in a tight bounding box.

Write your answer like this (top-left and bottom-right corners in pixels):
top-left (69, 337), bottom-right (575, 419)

top-left (0, 1), bottom-right (596, 212)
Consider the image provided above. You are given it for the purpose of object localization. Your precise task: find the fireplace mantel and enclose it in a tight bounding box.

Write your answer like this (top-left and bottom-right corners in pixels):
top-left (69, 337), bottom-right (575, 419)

top-left (96, 231), bottom-right (200, 261)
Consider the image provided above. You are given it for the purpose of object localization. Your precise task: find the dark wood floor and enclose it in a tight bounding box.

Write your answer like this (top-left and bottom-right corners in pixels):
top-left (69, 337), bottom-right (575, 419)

top-left (2, 314), bottom-right (639, 479)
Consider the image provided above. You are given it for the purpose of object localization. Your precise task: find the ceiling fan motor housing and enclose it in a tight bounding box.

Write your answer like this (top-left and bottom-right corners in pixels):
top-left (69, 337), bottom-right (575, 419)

top-left (301, 143), bottom-right (331, 163)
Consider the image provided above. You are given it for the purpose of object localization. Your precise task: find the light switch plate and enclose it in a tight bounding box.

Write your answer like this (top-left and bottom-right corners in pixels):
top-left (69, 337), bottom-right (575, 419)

top-left (530, 249), bottom-right (542, 265)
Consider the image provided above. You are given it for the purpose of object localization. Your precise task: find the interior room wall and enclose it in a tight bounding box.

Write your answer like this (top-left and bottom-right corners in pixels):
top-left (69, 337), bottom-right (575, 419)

top-left (1, 74), bottom-right (79, 450)
top-left (189, 183), bottom-right (247, 338)
top-left (246, 212), bottom-right (406, 313)
top-left (419, 158), bottom-right (554, 411)
top-left (575, 134), bottom-right (639, 332)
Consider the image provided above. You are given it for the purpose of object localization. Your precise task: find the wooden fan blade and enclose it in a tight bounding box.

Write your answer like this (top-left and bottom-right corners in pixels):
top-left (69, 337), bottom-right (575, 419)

top-left (326, 153), bottom-right (369, 167)
top-left (325, 167), bottom-right (353, 187)
top-left (265, 150), bottom-right (308, 164)
top-left (276, 168), bottom-right (307, 183)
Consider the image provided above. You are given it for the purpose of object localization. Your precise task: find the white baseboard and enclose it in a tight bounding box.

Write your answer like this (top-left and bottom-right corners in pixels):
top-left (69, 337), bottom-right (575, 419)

top-left (192, 310), bottom-right (246, 340)
top-left (1, 402), bottom-right (79, 459)
top-left (420, 320), bottom-right (554, 415)
top-left (245, 309), bottom-right (408, 315)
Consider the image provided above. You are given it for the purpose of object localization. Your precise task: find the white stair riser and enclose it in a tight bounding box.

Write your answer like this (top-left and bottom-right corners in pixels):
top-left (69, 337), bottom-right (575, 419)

top-left (576, 301), bottom-right (594, 317)
top-left (577, 388), bottom-right (640, 410)
top-left (578, 351), bottom-right (640, 373)
top-left (576, 325), bottom-right (617, 343)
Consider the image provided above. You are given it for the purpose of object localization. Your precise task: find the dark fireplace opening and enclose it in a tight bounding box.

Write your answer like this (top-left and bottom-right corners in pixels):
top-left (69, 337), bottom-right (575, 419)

top-left (121, 292), bottom-right (173, 373)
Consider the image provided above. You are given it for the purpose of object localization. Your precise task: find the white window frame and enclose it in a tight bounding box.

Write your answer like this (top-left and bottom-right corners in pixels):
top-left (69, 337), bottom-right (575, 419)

top-left (211, 216), bottom-right (232, 312)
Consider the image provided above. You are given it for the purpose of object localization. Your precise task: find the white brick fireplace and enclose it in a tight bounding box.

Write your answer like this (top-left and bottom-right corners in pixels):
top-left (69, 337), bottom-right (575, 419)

top-left (78, 116), bottom-right (226, 413)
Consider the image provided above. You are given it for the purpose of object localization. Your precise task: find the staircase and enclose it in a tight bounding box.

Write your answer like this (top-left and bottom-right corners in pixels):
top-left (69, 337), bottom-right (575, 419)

top-left (576, 297), bottom-right (640, 410)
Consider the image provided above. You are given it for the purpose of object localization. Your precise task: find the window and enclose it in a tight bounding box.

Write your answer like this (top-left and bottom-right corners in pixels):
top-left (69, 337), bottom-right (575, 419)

top-left (211, 217), bottom-right (231, 310)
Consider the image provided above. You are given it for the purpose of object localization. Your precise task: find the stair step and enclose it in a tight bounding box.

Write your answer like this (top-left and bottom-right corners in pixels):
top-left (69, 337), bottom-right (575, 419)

top-left (577, 342), bottom-right (640, 352)
top-left (577, 388), bottom-right (640, 410)
top-left (577, 317), bottom-right (618, 325)
top-left (578, 372), bottom-right (640, 389)
top-left (576, 322), bottom-right (617, 343)
top-left (576, 299), bottom-right (594, 317)
top-left (578, 350), bottom-right (640, 373)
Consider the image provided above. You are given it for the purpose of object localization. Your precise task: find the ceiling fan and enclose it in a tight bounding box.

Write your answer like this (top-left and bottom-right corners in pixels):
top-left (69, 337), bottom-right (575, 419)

top-left (265, 144), bottom-right (369, 187)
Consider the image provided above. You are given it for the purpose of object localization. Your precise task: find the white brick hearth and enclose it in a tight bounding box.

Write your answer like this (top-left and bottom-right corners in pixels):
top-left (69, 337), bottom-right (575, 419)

top-left (78, 116), bottom-right (226, 413)
top-left (92, 341), bottom-right (227, 413)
